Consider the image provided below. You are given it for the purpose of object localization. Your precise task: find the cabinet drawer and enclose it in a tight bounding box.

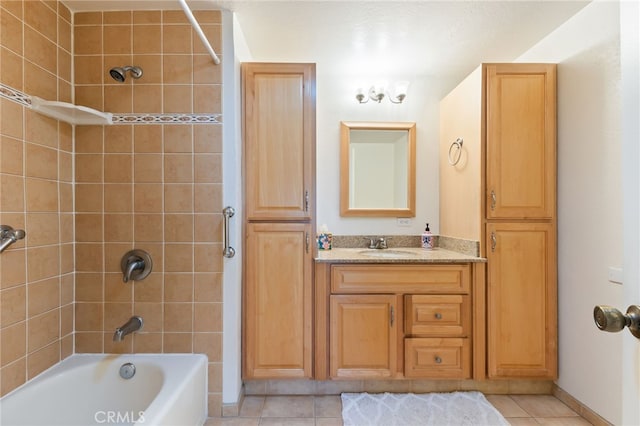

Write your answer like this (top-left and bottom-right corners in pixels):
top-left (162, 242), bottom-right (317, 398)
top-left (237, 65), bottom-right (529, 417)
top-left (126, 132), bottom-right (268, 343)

top-left (331, 264), bottom-right (470, 294)
top-left (404, 338), bottom-right (470, 379)
top-left (405, 295), bottom-right (470, 336)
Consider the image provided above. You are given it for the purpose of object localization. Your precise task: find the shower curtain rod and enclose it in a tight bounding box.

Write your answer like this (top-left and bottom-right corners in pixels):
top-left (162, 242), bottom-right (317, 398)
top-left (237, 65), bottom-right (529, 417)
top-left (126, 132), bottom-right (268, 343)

top-left (178, 0), bottom-right (221, 65)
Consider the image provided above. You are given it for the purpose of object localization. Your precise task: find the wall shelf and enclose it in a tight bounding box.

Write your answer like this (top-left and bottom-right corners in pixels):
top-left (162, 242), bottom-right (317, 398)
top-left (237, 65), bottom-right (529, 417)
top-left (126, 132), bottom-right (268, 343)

top-left (30, 96), bottom-right (113, 125)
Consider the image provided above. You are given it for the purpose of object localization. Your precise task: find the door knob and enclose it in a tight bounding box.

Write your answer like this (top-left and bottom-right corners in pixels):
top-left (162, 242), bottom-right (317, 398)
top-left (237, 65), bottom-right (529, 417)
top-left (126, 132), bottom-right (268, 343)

top-left (593, 305), bottom-right (640, 339)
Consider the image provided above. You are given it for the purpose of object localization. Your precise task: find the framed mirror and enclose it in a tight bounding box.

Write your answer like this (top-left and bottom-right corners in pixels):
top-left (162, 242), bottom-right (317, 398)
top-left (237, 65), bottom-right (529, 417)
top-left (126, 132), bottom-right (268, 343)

top-left (340, 121), bottom-right (416, 217)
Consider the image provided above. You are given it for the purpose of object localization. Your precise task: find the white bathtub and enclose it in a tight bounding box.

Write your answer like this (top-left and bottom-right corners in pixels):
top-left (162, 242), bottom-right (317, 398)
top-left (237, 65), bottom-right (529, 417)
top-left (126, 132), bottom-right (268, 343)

top-left (0, 354), bottom-right (207, 426)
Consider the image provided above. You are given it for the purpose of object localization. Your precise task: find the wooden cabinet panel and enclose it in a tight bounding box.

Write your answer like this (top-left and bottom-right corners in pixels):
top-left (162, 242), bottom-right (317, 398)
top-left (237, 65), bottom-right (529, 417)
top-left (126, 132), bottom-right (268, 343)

top-left (243, 63), bottom-right (315, 221)
top-left (486, 222), bottom-right (557, 378)
top-left (243, 63), bottom-right (316, 379)
top-left (405, 338), bottom-right (470, 379)
top-left (439, 66), bottom-right (483, 241)
top-left (331, 264), bottom-right (470, 294)
top-left (244, 222), bottom-right (313, 378)
top-left (330, 294), bottom-right (398, 378)
top-left (405, 295), bottom-right (470, 337)
top-left (486, 63), bottom-right (556, 220)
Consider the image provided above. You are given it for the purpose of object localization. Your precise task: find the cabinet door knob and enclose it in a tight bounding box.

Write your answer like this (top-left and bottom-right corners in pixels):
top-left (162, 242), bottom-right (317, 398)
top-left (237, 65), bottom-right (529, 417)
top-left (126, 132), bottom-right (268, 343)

top-left (491, 232), bottom-right (497, 252)
top-left (490, 190), bottom-right (497, 210)
top-left (434, 312), bottom-right (442, 320)
top-left (434, 356), bottom-right (442, 364)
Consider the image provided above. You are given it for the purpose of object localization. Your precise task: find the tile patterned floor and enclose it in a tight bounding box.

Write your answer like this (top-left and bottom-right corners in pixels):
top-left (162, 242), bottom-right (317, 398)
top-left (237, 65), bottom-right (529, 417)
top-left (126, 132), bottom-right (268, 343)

top-left (205, 394), bottom-right (594, 425)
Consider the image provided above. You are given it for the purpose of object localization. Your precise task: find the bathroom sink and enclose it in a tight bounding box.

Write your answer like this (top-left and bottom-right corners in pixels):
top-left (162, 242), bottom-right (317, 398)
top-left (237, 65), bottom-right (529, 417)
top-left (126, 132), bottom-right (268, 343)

top-left (358, 249), bottom-right (419, 259)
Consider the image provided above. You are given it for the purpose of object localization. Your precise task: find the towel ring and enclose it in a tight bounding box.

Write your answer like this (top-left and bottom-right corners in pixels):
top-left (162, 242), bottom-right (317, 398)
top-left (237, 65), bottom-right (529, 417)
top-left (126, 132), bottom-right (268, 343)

top-left (448, 137), bottom-right (464, 166)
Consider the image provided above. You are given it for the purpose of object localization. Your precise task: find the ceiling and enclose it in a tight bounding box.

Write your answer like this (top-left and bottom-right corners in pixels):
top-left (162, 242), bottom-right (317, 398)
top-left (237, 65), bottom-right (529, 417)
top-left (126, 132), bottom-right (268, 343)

top-left (62, 1), bottom-right (590, 88)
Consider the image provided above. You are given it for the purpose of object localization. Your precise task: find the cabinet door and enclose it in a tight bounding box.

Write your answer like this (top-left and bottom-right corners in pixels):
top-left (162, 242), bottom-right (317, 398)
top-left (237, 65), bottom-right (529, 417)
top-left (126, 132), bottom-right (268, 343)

top-left (243, 63), bottom-right (315, 221)
top-left (330, 295), bottom-right (398, 379)
top-left (486, 222), bottom-right (557, 378)
top-left (486, 64), bottom-right (556, 219)
top-left (244, 222), bottom-right (313, 378)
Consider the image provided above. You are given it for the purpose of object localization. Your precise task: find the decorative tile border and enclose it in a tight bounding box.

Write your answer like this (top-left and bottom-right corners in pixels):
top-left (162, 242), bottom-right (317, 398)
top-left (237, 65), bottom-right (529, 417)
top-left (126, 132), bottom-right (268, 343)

top-left (0, 83), bottom-right (32, 107)
top-left (0, 83), bottom-right (222, 125)
top-left (111, 113), bottom-right (222, 124)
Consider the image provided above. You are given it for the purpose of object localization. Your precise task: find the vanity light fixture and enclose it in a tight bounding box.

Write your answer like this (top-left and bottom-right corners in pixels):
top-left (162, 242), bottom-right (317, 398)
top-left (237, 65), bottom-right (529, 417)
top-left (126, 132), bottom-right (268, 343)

top-left (356, 81), bottom-right (409, 104)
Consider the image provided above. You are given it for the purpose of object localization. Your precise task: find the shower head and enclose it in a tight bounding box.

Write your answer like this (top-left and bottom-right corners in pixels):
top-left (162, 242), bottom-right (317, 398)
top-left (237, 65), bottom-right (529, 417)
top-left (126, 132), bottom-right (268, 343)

top-left (109, 66), bottom-right (143, 82)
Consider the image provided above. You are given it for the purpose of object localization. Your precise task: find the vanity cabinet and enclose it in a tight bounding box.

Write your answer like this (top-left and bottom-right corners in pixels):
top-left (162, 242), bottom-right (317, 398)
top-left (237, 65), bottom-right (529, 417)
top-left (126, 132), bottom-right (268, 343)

top-left (439, 63), bottom-right (557, 379)
top-left (322, 263), bottom-right (477, 380)
top-left (242, 63), bottom-right (316, 379)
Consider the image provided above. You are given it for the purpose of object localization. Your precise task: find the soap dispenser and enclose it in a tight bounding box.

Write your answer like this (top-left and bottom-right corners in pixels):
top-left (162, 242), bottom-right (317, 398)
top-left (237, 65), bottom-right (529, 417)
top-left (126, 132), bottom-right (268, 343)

top-left (421, 223), bottom-right (433, 249)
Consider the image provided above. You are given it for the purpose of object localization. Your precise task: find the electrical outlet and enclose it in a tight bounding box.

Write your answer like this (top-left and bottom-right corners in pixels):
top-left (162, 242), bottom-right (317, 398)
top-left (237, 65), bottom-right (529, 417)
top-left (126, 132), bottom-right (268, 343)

top-left (396, 218), bottom-right (412, 227)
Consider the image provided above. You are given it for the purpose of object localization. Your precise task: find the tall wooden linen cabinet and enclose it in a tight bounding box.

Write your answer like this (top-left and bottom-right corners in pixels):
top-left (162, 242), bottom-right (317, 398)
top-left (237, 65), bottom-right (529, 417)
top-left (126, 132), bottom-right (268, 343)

top-left (242, 63), bottom-right (316, 379)
top-left (440, 63), bottom-right (557, 379)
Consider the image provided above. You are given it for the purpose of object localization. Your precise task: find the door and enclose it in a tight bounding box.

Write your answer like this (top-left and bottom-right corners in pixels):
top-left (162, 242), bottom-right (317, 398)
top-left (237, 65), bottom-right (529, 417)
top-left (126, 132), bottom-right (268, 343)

top-left (244, 222), bottom-right (313, 378)
top-left (330, 294), bottom-right (398, 378)
top-left (486, 222), bottom-right (557, 378)
top-left (620, 3), bottom-right (640, 422)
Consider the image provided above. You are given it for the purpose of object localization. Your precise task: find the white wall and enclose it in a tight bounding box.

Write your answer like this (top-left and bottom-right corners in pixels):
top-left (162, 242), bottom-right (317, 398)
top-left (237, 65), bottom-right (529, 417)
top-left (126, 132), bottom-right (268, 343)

top-left (222, 11), bottom-right (252, 406)
top-left (516, 2), bottom-right (623, 423)
top-left (316, 72), bottom-right (450, 236)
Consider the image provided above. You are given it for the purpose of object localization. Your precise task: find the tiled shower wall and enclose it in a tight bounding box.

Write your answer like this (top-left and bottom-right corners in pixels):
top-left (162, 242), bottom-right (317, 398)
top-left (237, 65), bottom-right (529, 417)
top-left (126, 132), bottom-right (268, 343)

top-left (0, 1), bottom-right (75, 397)
top-left (0, 2), bottom-right (224, 415)
top-left (72, 10), bottom-right (224, 415)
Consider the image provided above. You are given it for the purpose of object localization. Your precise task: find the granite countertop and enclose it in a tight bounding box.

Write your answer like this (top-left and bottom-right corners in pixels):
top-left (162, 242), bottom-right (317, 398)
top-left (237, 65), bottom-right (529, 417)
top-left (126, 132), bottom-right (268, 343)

top-left (315, 247), bottom-right (486, 264)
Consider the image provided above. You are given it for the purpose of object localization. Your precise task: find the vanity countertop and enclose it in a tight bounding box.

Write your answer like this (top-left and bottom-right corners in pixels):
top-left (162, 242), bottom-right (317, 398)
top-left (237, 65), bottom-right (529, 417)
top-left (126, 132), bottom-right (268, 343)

top-left (315, 247), bottom-right (486, 264)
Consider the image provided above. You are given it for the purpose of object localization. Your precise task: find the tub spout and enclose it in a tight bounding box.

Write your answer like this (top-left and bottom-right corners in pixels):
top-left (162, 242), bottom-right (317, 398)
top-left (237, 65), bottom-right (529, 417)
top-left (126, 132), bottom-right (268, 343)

top-left (113, 316), bottom-right (143, 342)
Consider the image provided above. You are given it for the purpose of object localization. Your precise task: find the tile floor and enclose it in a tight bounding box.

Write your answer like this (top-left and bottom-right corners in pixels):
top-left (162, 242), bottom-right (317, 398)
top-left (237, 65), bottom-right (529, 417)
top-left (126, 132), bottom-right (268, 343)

top-left (205, 394), bottom-right (594, 425)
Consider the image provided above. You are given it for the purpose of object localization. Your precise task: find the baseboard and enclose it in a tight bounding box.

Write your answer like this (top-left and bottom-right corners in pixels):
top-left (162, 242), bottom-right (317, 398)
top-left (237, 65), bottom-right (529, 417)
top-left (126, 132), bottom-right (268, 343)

top-left (222, 385), bottom-right (245, 417)
top-left (243, 379), bottom-right (554, 396)
top-left (553, 384), bottom-right (612, 426)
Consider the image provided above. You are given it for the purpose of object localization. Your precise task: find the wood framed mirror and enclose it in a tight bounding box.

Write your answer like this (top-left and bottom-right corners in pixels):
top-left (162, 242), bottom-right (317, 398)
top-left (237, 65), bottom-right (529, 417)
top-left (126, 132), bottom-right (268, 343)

top-left (340, 121), bottom-right (416, 217)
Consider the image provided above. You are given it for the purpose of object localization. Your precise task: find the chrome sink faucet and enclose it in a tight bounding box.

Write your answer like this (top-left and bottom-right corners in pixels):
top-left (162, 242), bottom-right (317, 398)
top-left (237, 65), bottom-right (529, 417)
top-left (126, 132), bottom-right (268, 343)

top-left (368, 237), bottom-right (389, 249)
top-left (113, 316), bottom-right (143, 342)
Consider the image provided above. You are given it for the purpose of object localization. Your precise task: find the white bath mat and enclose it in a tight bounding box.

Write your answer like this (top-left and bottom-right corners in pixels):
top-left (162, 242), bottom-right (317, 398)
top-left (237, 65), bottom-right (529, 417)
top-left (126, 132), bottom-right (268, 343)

top-left (341, 391), bottom-right (509, 426)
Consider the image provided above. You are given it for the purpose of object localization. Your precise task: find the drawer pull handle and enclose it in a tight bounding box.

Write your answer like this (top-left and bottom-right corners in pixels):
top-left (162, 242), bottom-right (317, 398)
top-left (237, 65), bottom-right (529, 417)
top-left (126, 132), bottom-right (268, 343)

top-left (434, 312), bottom-right (442, 320)
top-left (434, 356), bottom-right (442, 364)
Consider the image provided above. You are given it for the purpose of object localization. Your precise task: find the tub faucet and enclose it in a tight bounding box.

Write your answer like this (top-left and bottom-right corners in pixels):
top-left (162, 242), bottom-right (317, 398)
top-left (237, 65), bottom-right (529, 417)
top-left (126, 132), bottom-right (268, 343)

top-left (113, 316), bottom-right (143, 342)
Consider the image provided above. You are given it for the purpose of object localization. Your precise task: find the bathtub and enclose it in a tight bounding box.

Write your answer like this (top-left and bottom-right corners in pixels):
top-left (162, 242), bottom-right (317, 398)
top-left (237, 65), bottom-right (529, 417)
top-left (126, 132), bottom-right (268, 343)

top-left (0, 353), bottom-right (207, 426)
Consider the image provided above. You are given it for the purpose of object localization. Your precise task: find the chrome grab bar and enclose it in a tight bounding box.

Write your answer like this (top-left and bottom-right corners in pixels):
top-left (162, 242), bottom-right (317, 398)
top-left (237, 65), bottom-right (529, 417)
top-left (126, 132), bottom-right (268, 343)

top-left (222, 206), bottom-right (236, 258)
